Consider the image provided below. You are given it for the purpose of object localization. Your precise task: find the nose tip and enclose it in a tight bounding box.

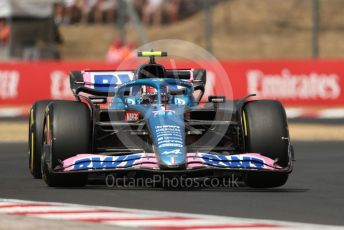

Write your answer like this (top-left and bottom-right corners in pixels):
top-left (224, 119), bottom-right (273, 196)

top-left (159, 158), bottom-right (187, 170)
top-left (158, 148), bottom-right (187, 169)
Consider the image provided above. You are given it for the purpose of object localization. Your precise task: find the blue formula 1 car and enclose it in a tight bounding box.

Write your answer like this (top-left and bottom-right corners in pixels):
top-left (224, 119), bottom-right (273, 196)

top-left (28, 51), bottom-right (294, 188)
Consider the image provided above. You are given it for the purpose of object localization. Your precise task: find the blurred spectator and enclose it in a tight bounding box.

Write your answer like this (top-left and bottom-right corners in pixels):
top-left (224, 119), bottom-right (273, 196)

top-left (180, 0), bottom-right (199, 18)
top-left (63, 0), bottom-right (77, 24)
top-left (53, 0), bottom-right (207, 25)
top-left (95, 0), bottom-right (117, 24)
top-left (130, 0), bottom-right (145, 19)
top-left (106, 39), bottom-right (134, 63)
top-left (54, 3), bottom-right (65, 25)
top-left (79, 0), bottom-right (98, 24)
top-left (143, 0), bottom-right (163, 26)
top-left (0, 19), bottom-right (10, 46)
top-left (165, 0), bottom-right (180, 23)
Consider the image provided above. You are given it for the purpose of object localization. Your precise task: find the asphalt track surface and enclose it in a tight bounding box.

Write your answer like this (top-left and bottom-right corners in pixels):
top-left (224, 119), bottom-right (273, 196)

top-left (0, 141), bottom-right (343, 226)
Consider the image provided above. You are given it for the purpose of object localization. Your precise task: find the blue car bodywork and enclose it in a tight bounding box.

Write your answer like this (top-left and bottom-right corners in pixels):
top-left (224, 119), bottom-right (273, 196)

top-left (42, 52), bottom-right (293, 184)
top-left (111, 78), bottom-right (195, 168)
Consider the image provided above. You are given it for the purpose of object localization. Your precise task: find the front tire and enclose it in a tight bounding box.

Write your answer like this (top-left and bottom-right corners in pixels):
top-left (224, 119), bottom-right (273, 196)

top-left (29, 100), bottom-right (55, 178)
top-left (42, 101), bottom-right (90, 187)
top-left (243, 100), bottom-right (291, 188)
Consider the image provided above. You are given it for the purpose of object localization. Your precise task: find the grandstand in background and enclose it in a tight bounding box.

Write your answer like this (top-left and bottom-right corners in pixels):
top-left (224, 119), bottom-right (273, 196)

top-left (1, 0), bottom-right (344, 60)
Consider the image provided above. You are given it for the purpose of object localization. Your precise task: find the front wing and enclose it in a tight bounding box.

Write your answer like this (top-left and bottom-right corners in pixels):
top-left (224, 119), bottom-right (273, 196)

top-left (49, 152), bottom-right (292, 176)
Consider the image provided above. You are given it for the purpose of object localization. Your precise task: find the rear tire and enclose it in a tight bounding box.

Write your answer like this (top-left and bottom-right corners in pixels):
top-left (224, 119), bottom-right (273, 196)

top-left (42, 101), bottom-right (90, 187)
top-left (243, 100), bottom-right (290, 188)
top-left (28, 100), bottom-right (55, 178)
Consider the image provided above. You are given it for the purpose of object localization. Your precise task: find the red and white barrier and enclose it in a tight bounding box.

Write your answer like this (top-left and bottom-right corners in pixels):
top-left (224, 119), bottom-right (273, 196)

top-left (0, 60), bottom-right (343, 118)
top-left (223, 60), bottom-right (344, 106)
top-left (0, 199), bottom-right (342, 229)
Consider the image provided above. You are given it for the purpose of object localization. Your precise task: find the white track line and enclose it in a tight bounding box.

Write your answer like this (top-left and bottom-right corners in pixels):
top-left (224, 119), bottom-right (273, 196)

top-left (0, 199), bottom-right (342, 230)
top-left (0, 206), bottom-right (96, 213)
top-left (29, 213), bottom-right (156, 219)
top-left (319, 108), bottom-right (344, 118)
top-left (0, 108), bottom-right (25, 117)
top-left (285, 108), bottom-right (304, 119)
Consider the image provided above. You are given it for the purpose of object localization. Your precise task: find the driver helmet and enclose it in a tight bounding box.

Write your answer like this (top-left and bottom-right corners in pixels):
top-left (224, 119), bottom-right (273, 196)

top-left (140, 85), bottom-right (158, 104)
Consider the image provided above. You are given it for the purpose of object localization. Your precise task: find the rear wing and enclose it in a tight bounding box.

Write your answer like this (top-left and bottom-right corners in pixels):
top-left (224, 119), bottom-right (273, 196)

top-left (70, 70), bottom-right (135, 96)
top-left (70, 69), bottom-right (206, 97)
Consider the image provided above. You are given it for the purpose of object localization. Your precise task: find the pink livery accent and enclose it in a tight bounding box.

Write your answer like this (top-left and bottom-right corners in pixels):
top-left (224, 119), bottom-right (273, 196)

top-left (59, 153), bottom-right (282, 172)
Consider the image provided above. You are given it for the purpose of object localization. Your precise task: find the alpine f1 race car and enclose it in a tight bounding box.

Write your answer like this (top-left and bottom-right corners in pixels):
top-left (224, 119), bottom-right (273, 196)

top-left (28, 51), bottom-right (294, 188)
